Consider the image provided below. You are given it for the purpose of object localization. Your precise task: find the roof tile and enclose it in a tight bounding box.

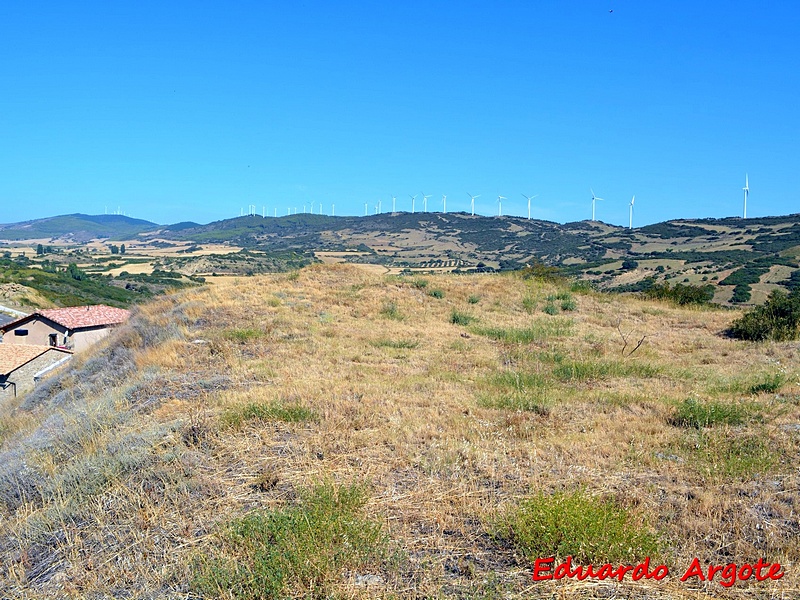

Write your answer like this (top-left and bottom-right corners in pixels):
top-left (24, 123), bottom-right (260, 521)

top-left (0, 344), bottom-right (71, 376)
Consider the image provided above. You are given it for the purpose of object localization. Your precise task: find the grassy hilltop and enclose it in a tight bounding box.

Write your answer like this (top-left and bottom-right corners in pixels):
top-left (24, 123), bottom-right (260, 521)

top-left (0, 265), bottom-right (799, 598)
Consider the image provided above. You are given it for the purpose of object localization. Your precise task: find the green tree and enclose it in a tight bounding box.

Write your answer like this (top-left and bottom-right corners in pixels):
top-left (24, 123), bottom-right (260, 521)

top-left (120, 244), bottom-right (126, 254)
top-left (36, 244), bottom-right (44, 256)
top-left (66, 263), bottom-right (87, 281)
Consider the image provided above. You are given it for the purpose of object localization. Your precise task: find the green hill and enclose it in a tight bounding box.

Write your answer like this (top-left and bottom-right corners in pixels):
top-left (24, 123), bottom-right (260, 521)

top-left (0, 214), bottom-right (159, 242)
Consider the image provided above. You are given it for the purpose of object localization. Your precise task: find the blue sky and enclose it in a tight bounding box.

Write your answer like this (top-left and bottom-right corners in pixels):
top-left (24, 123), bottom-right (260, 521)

top-left (1, 1), bottom-right (798, 227)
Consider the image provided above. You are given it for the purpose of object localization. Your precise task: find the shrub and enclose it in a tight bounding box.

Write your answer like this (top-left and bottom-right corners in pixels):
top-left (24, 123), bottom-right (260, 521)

top-left (644, 282), bottom-right (714, 306)
top-left (428, 289), bottom-right (444, 299)
top-left (467, 294), bottom-right (480, 304)
top-left (193, 483), bottom-right (389, 599)
top-left (450, 310), bottom-right (475, 326)
top-left (731, 284), bottom-right (752, 303)
top-left (493, 490), bottom-right (660, 564)
top-left (729, 289), bottom-right (800, 341)
top-left (542, 302), bottom-right (558, 315)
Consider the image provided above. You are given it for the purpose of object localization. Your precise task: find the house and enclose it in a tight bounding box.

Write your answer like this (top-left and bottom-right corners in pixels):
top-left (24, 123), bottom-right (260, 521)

top-left (0, 305), bottom-right (130, 352)
top-left (0, 344), bottom-right (72, 401)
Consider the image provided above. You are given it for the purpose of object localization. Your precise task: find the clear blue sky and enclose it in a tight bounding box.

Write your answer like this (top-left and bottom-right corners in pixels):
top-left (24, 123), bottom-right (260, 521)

top-left (1, 1), bottom-right (798, 227)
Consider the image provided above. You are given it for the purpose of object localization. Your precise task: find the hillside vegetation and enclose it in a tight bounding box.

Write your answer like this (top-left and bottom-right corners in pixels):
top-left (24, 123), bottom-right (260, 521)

top-left (0, 266), bottom-right (798, 598)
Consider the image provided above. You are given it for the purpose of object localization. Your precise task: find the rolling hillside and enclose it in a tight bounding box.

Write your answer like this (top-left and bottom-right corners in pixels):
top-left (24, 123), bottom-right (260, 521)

top-left (0, 265), bottom-right (797, 598)
top-left (2, 211), bottom-right (800, 305)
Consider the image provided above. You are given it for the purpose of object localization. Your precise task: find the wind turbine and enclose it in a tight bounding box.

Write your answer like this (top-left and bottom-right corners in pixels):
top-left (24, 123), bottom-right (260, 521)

top-left (591, 188), bottom-right (604, 221)
top-left (364, 202), bottom-right (368, 216)
top-left (442, 194), bottom-right (447, 213)
top-left (332, 204), bottom-right (335, 216)
top-left (409, 194), bottom-right (417, 213)
top-left (467, 193), bottom-right (480, 216)
top-left (743, 174), bottom-right (749, 218)
top-left (497, 195), bottom-right (506, 216)
top-left (378, 199), bottom-right (382, 213)
top-left (391, 195), bottom-right (396, 213)
top-left (629, 195), bottom-right (635, 229)
top-left (521, 193), bottom-right (538, 220)
top-left (422, 193), bottom-right (432, 212)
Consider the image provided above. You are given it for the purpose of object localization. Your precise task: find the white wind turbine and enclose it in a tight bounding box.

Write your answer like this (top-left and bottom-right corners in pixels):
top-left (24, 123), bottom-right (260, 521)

top-left (467, 193), bottom-right (480, 216)
top-left (521, 193), bottom-right (538, 220)
top-left (332, 204), bottom-right (335, 216)
top-left (743, 174), bottom-right (749, 218)
top-left (442, 194), bottom-right (447, 213)
top-left (364, 201), bottom-right (368, 216)
top-left (391, 195), bottom-right (396, 213)
top-left (422, 192), bottom-right (432, 212)
top-left (497, 195), bottom-right (506, 216)
top-left (629, 195), bottom-right (635, 229)
top-left (591, 188), bottom-right (604, 221)
top-left (409, 194), bottom-right (417, 213)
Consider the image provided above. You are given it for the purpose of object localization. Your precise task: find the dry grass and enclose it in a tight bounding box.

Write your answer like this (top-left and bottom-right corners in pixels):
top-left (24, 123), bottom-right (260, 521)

top-left (0, 263), bottom-right (798, 598)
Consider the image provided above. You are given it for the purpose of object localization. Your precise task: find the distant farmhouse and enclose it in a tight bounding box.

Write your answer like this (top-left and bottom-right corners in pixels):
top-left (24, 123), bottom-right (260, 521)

top-left (0, 305), bottom-right (130, 352)
top-left (0, 344), bottom-right (72, 400)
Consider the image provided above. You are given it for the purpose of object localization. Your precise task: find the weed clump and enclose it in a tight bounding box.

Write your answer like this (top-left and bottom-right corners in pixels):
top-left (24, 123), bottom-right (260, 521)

top-left (493, 490), bottom-right (660, 564)
top-left (380, 301), bottom-right (404, 321)
top-left (467, 294), bottom-right (480, 304)
top-left (193, 483), bottom-right (389, 599)
top-left (450, 309), bottom-right (475, 326)
top-left (472, 319), bottom-right (572, 342)
top-left (428, 289), bottom-right (444, 299)
top-left (223, 401), bottom-right (317, 427)
top-left (670, 398), bottom-right (750, 428)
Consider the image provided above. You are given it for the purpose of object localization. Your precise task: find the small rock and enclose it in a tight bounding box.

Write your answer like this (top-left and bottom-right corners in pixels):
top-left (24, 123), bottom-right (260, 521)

top-left (354, 574), bottom-right (384, 586)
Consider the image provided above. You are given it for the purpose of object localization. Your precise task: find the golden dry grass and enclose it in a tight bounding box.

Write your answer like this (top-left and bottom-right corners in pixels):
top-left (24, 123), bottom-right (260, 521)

top-left (0, 264), bottom-right (798, 598)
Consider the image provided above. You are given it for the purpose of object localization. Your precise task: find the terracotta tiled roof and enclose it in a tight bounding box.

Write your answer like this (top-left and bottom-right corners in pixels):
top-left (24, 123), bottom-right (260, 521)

top-left (0, 344), bottom-right (71, 376)
top-left (36, 305), bottom-right (130, 330)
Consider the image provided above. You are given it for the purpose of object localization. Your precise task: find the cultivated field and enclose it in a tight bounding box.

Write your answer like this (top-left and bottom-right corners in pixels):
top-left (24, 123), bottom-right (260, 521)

top-left (0, 265), bottom-right (798, 598)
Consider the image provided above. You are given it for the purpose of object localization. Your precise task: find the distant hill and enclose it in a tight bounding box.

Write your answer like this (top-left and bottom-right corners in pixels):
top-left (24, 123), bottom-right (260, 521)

top-left (2, 210), bottom-right (800, 305)
top-left (0, 214), bottom-right (159, 242)
top-left (147, 211), bottom-right (800, 305)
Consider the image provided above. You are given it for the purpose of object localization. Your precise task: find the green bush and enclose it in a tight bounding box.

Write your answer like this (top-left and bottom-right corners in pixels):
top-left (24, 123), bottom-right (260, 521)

top-left (467, 294), bottom-right (481, 304)
top-left (193, 483), bottom-right (389, 599)
top-left (493, 490), bottom-right (660, 564)
top-left (729, 289), bottom-right (800, 341)
top-left (450, 309), bottom-right (475, 326)
top-left (644, 282), bottom-right (714, 306)
top-left (428, 289), bottom-right (444, 299)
